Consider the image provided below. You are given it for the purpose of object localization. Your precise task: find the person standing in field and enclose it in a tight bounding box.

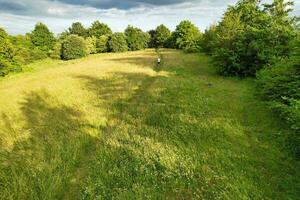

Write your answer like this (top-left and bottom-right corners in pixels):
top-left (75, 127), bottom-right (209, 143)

top-left (157, 57), bottom-right (161, 65)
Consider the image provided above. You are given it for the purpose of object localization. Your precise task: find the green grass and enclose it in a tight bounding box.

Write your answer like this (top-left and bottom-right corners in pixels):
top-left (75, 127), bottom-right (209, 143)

top-left (0, 49), bottom-right (299, 199)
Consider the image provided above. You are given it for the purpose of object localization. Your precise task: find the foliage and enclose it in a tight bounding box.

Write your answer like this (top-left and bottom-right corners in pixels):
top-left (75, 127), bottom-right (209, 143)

top-left (148, 29), bottom-right (156, 48)
top-left (108, 33), bottom-right (128, 52)
top-left (125, 26), bottom-right (149, 51)
top-left (211, 0), bottom-right (295, 76)
top-left (85, 37), bottom-right (97, 54)
top-left (88, 20), bottom-right (112, 38)
top-left (201, 24), bottom-right (218, 54)
top-left (61, 35), bottom-right (87, 60)
top-left (50, 42), bottom-right (62, 59)
top-left (10, 34), bottom-right (47, 64)
top-left (96, 35), bottom-right (109, 53)
top-left (0, 28), bottom-right (20, 76)
top-left (154, 24), bottom-right (171, 48)
top-left (30, 22), bottom-right (56, 52)
top-left (173, 20), bottom-right (202, 52)
top-left (68, 22), bottom-right (87, 38)
top-left (257, 39), bottom-right (300, 156)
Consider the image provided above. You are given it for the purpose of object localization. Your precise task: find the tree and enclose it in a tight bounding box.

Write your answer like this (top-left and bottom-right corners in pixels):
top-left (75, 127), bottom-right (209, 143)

top-left (108, 33), bottom-right (128, 52)
top-left (68, 22), bottom-right (87, 38)
top-left (148, 29), bottom-right (156, 48)
top-left (154, 24), bottom-right (171, 48)
top-left (50, 42), bottom-right (62, 59)
top-left (201, 24), bottom-right (218, 54)
top-left (0, 28), bottom-right (20, 76)
top-left (96, 35), bottom-right (109, 53)
top-left (212, 0), bottom-right (295, 76)
top-left (85, 36), bottom-right (97, 54)
top-left (88, 20), bottom-right (112, 38)
top-left (30, 22), bottom-right (56, 52)
top-left (173, 20), bottom-right (202, 52)
top-left (61, 35), bottom-right (87, 60)
top-left (124, 26), bottom-right (149, 51)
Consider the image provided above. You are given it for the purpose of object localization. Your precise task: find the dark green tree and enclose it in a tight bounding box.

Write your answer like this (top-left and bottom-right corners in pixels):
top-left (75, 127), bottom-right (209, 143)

top-left (124, 25), bottom-right (149, 51)
top-left (108, 33), bottom-right (128, 52)
top-left (68, 22), bottom-right (87, 37)
top-left (173, 20), bottom-right (202, 52)
top-left (61, 35), bottom-right (87, 60)
top-left (96, 35), bottom-right (109, 53)
top-left (212, 0), bottom-right (295, 76)
top-left (30, 22), bottom-right (56, 52)
top-left (154, 24), bottom-right (171, 48)
top-left (88, 20), bottom-right (112, 38)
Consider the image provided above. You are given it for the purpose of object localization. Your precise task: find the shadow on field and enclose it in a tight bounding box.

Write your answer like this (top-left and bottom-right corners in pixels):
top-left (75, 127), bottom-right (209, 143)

top-left (0, 90), bottom-right (95, 200)
top-left (104, 56), bottom-right (156, 68)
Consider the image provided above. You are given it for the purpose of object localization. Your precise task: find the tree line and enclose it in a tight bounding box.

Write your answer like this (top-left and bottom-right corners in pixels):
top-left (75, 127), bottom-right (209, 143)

top-left (0, 20), bottom-right (202, 76)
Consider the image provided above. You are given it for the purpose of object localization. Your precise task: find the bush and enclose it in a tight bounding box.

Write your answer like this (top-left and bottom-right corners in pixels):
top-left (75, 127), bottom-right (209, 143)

top-left (257, 55), bottom-right (300, 156)
top-left (85, 37), bottom-right (97, 54)
top-left (61, 35), bottom-right (87, 60)
top-left (96, 35), bottom-right (109, 53)
top-left (10, 35), bottom-right (48, 64)
top-left (108, 33), bottom-right (128, 53)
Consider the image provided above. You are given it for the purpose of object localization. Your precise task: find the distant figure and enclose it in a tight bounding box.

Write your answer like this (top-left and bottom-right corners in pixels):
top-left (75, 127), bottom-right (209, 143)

top-left (157, 57), bottom-right (161, 65)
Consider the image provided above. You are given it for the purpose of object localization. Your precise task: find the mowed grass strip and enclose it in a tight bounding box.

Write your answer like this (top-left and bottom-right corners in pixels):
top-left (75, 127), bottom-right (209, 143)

top-left (0, 50), bottom-right (299, 199)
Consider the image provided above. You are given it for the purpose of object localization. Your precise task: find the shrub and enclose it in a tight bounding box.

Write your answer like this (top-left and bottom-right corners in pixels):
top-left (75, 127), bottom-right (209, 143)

top-left (30, 23), bottom-right (56, 52)
top-left (108, 33), bottom-right (128, 53)
top-left (61, 35), bottom-right (87, 60)
top-left (85, 37), bottom-right (97, 54)
top-left (257, 55), bottom-right (300, 156)
top-left (96, 35), bottom-right (109, 53)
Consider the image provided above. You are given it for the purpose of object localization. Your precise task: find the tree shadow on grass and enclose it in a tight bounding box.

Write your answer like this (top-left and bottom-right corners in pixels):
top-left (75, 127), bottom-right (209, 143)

top-left (0, 90), bottom-right (96, 200)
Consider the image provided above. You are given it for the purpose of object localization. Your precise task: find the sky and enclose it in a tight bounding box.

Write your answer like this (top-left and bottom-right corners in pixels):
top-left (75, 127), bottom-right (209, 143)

top-left (0, 0), bottom-right (299, 35)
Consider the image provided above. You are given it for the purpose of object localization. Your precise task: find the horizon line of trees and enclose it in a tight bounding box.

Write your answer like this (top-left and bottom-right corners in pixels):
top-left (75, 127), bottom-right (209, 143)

top-left (0, 20), bottom-right (202, 76)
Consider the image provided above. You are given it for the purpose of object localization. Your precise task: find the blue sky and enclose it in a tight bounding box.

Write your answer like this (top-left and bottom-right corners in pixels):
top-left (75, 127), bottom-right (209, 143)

top-left (0, 0), bottom-right (299, 35)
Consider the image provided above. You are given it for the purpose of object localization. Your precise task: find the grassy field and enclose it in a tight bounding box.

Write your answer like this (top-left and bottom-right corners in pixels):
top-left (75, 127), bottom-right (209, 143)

top-left (0, 49), bottom-right (299, 199)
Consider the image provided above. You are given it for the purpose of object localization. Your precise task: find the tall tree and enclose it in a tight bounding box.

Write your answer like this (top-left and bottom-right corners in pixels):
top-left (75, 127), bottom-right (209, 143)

top-left (173, 20), bottom-right (202, 52)
top-left (88, 20), bottom-right (112, 38)
top-left (108, 33), bottom-right (128, 52)
top-left (30, 22), bottom-right (56, 52)
top-left (125, 25), bottom-right (149, 51)
top-left (68, 22), bottom-right (87, 38)
top-left (154, 24), bottom-right (171, 48)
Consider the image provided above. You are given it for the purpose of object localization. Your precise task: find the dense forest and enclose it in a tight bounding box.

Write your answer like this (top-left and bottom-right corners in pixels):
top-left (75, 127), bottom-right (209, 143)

top-left (0, 0), bottom-right (299, 157)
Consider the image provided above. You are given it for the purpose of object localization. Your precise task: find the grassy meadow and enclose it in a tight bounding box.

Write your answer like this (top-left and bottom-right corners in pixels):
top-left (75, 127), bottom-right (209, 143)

top-left (0, 49), bottom-right (299, 199)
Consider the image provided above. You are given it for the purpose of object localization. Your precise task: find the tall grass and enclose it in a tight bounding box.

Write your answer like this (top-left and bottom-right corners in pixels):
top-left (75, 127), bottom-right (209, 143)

top-left (0, 50), bottom-right (299, 199)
